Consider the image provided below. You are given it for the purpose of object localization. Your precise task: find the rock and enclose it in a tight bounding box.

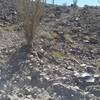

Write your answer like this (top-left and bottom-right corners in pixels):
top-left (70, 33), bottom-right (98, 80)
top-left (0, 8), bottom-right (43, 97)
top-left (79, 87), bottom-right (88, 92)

top-left (85, 77), bottom-right (95, 83)
top-left (86, 85), bottom-right (100, 97)
top-left (0, 95), bottom-right (10, 100)
top-left (50, 83), bottom-right (90, 100)
top-left (80, 64), bottom-right (86, 67)
top-left (48, 13), bottom-right (56, 18)
top-left (81, 72), bottom-right (91, 78)
top-left (24, 98), bottom-right (31, 100)
top-left (83, 40), bottom-right (89, 43)
top-left (27, 76), bottom-right (31, 81)
top-left (73, 71), bottom-right (80, 77)
top-left (31, 70), bottom-right (41, 87)
top-left (89, 38), bottom-right (97, 44)
top-left (85, 65), bottom-right (95, 73)
top-left (7, 95), bottom-right (19, 100)
top-left (36, 91), bottom-right (51, 100)
top-left (75, 17), bottom-right (79, 21)
top-left (73, 71), bottom-right (97, 86)
top-left (94, 74), bottom-right (100, 82)
top-left (67, 66), bottom-right (73, 71)
top-left (69, 48), bottom-right (81, 55)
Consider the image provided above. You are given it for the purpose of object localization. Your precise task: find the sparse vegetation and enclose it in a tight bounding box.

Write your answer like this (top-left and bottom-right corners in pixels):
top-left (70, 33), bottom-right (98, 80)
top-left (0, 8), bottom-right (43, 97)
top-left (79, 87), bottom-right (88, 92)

top-left (73, 0), bottom-right (78, 7)
top-left (98, 0), bottom-right (100, 4)
top-left (0, 0), bottom-right (100, 99)
top-left (51, 50), bottom-right (65, 58)
top-left (16, 0), bottom-right (44, 47)
top-left (52, 0), bottom-right (54, 5)
top-left (64, 32), bottom-right (73, 43)
top-left (96, 59), bottom-right (100, 67)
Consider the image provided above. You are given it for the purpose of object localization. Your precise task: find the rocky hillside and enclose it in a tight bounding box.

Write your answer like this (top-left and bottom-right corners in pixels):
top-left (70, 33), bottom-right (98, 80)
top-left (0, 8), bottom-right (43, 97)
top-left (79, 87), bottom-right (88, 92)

top-left (0, 0), bottom-right (100, 100)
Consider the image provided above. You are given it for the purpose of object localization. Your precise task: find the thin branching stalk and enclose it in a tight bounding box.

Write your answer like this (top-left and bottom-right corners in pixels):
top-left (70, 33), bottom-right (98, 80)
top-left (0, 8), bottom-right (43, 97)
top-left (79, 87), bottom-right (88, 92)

top-left (16, 0), bottom-right (44, 47)
top-left (73, 0), bottom-right (78, 7)
top-left (98, 0), bottom-right (100, 4)
top-left (52, 0), bottom-right (54, 5)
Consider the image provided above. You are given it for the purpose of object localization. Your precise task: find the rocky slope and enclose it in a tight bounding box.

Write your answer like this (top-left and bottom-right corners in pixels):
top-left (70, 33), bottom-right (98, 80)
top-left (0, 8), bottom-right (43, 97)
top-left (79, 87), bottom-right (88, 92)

top-left (0, 0), bottom-right (100, 100)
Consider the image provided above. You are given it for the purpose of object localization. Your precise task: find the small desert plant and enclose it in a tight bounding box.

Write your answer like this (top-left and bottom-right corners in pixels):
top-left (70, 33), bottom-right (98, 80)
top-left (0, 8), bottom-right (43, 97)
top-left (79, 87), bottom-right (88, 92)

top-left (44, 0), bottom-right (46, 4)
top-left (52, 0), bottom-right (54, 5)
top-left (16, 0), bottom-right (44, 47)
top-left (98, 0), bottom-right (100, 4)
top-left (96, 59), bottom-right (100, 67)
top-left (73, 0), bottom-right (78, 7)
top-left (51, 50), bottom-right (65, 58)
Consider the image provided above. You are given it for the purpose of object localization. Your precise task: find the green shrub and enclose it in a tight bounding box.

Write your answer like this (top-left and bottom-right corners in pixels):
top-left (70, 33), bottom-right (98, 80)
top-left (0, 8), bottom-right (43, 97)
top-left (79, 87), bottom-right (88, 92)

top-left (51, 50), bottom-right (65, 58)
top-left (96, 59), bottom-right (100, 68)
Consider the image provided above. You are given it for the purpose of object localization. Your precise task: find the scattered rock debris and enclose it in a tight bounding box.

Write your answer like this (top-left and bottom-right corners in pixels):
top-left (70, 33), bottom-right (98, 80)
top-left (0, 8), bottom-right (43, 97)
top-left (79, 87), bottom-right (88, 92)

top-left (0, 0), bottom-right (100, 100)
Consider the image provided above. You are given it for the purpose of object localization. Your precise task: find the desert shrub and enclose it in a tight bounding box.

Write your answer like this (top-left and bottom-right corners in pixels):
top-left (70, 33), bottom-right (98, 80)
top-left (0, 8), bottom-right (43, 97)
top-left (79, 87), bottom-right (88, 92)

top-left (16, 0), bottom-right (44, 46)
top-left (98, 0), bottom-right (100, 4)
top-left (52, 0), bottom-right (54, 5)
top-left (73, 0), bottom-right (78, 7)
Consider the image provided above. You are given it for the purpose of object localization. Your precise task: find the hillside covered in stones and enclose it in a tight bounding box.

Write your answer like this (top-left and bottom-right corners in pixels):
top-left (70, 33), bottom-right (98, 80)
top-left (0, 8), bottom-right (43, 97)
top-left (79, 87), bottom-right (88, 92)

top-left (0, 0), bottom-right (100, 100)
